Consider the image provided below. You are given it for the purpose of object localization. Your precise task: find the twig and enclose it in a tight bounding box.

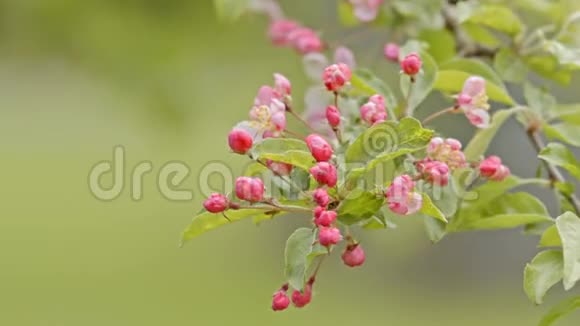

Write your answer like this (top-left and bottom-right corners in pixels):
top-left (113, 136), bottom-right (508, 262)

top-left (422, 107), bottom-right (456, 125)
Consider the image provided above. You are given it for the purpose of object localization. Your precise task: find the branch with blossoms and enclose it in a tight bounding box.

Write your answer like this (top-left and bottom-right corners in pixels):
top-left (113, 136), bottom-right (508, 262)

top-left (190, 0), bottom-right (580, 323)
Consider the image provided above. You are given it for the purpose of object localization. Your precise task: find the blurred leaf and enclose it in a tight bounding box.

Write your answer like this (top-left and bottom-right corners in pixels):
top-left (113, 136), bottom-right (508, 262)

top-left (338, 1), bottom-right (360, 26)
top-left (440, 58), bottom-right (506, 87)
top-left (538, 296), bottom-right (580, 326)
top-left (244, 162), bottom-right (268, 177)
top-left (213, 0), bottom-right (249, 22)
top-left (418, 29), bottom-right (456, 63)
top-left (345, 117), bottom-right (433, 163)
top-left (254, 138), bottom-right (309, 154)
top-left (462, 22), bottom-right (501, 47)
top-left (435, 71), bottom-right (514, 105)
top-left (423, 216), bottom-right (447, 243)
top-left (524, 82), bottom-right (556, 119)
top-left (258, 151), bottom-right (316, 171)
top-left (555, 212), bottom-right (580, 290)
top-left (550, 103), bottom-right (580, 124)
top-left (545, 41), bottom-right (580, 69)
top-left (420, 193), bottom-right (447, 223)
top-left (464, 107), bottom-right (524, 161)
top-left (285, 228), bottom-right (316, 291)
top-left (350, 69), bottom-right (398, 110)
top-left (539, 143), bottom-right (580, 180)
top-left (525, 55), bottom-right (573, 85)
top-left (400, 51), bottom-right (438, 116)
top-left (465, 5), bottom-right (524, 36)
top-left (540, 225), bottom-right (563, 247)
top-left (181, 209), bottom-right (284, 244)
top-left (494, 48), bottom-right (528, 83)
top-left (337, 189), bottom-right (384, 225)
top-left (524, 250), bottom-right (564, 304)
top-left (452, 192), bottom-right (552, 231)
top-left (543, 123), bottom-right (580, 147)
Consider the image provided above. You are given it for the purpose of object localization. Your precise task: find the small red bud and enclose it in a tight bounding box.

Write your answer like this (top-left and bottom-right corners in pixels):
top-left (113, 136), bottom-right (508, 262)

top-left (315, 210), bottom-right (337, 227)
top-left (203, 193), bottom-right (229, 213)
top-left (318, 226), bottom-right (342, 247)
top-left (400, 52), bottom-right (422, 76)
top-left (291, 284), bottom-right (312, 308)
top-left (342, 244), bottom-right (366, 267)
top-left (325, 105), bottom-right (341, 128)
top-left (228, 128), bottom-right (253, 155)
top-left (310, 162), bottom-right (338, 187)
top-left (306, 134), bottom-right (333, 162)
top-left (272, 290), bottom-right (290, 311)
top-left (312, 188), bottom-right (330, 207)
top-left (235, 177), bottom-right (265, 202)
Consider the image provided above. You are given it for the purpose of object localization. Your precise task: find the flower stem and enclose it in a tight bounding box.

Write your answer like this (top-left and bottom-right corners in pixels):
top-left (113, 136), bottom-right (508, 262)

top-left (422, 107), bottom-right (456, 125)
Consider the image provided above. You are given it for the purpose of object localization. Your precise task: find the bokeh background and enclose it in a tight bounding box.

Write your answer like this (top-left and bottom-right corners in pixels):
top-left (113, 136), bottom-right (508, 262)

top-left (1, 1), bottom-right (579, 325)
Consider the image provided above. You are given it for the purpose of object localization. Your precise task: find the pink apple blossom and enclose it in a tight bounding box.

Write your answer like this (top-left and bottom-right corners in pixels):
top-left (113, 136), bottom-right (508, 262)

top-left (323, 63), bottom-right (352, 92)
top-left (384, 43), bottom-right (400, 62)
top-left (479, 155), bottom-right (511, 181)
top-left (385, 175), bottom-right (423, 215)
top-left (360, 94), bottom-right (387, 125)
top-left (310, 162), bottom-right (338, 187)
top-left (456, 76), bottom-right (490, 128)
top-left (349, 0), bottom-right (385, 22)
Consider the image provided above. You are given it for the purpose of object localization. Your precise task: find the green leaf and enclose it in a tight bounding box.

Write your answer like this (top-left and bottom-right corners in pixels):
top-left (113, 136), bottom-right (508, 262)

top-left (464, 107), bottom-right (524, 161)
top-left (181, 209), bottom-right (284, 245)
top-left (337, 190), bottom-right (385, 225)
top-left (253, 138), bottom-right (309, 154)
top-left (524, 250), bottom-right (564, 305)
top-left (434, 70), bottom-right (514, 105)
top-left (258, 150), bottom-right (316, 171)
top-left (337, 1), bottom-right (359, 27)
top-left (285, 228), bottom-right (316, 291)
top-left (452, 192), bottom-right (552, 231)
top-left (494, 48), bottom-right (528, 83)
top-left (538, 296), bottom-right (580, 326)
top-left (423, 216), bottom-right (447, 243)
top-left (345, 117), bottom-right (433, 163)
top-left (465, 5), bottom-right (524, 36)
top-left (461, 22), bottom-right (501, 47)
top-left (543, 123), bottom-right (580, 147)
top-left (440, 58), bottom-right (505, 87)
top-left (550, 104), bottom-right (580, 124)
top-left (400, 51), bottom-right (438, 116)
top-left (420, 193), bottom-right (447, 223)
top-left (350, 69), bottom-right (398, 111)
top-left (244, 162), bottom-right (267, 177)
top-left (418, 29), bottom-right (456, 64)
top-left (540, 225), bottom-right (563, 247)
top-left (555, 212), bottom-right (580, 290)
top-left (524, 82), bottom-right (556, 119)
top-left (213, 0), bottom-right (249, 23)
top-left (525, 55), bottom-right (573, 85)
top-left (539, 143), bottom-right (580, 180)
top-left (545, 41), bottom-right (580, 69)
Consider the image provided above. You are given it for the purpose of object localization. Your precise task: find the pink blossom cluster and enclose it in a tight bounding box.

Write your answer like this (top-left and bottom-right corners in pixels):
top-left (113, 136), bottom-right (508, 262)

top-left (385, 175), bottom-right (423, 215)
top-left (360, 94), bottom-right (387, 125)
top-left (348, 0), bottom-right (385, 22)
top-left (268, 19), bottom-right (323, 55)
top-left (455, 76), bottom-right (490, 128)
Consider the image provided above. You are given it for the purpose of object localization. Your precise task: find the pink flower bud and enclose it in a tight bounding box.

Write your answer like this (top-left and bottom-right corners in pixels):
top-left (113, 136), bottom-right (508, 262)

top-left (291, 284), bottom-right (312, 308)
top-left (315, 210), bottom-right (337, 227)
top-left (385, 175), bottom-right (422, 215)
top-left (228, 128), bottom-right (254, 154)
top-left (273, 73), bottom-right (291, 98)
top-left (306, 134), bottom-right (333, 162)
top-left (310, 162), bottom-right (338, 187)
top-left (384, 43), bottom-right (400, 62)
top-left (271, 111), bottom-right (287, 131)
top-left (341, 244), bottom-right (365, 267)
top-left (456, 76), bottom-right (490, 129)
top-left (416, 159), bottom-right (450, 186)
top-left (268, 20), bottom-right (299, 46)
top-left (465, 108), bottom-right (490, 129)
top-left (203, 193), bottom-right (229, 213)
top-left (400, 52), bottom-right (422, 76)
top-left (325, 105), bottom-right (341, 128)
top-left (272, 290), bottom-right (290, 311)
top-left (349, 0), bottom-right (384, 22)
top-left (314, 206), bottom-right (325, 219)
top-left (235, 177), bottom-right (265, 202)
top-left (444, 138), bottom-right (462, 151)
top-left (427, 137), bottom-right (467, 170)
top-left (323, 63), bottom-right (352, 92)
top-left (360, 94), bottom-right (387, 125)
top-left (267, 160), bottom-right (293, 176)
top-left (334, 46), bottom-right (357, 69)
top-left (287, 27), bottom-right (323, 54)
top-left (312, 188), bottom-right (330, 207)
top-left (479, 156), bottom-right (511, 181)
top-left (318, 226), bottom-right (342, 247)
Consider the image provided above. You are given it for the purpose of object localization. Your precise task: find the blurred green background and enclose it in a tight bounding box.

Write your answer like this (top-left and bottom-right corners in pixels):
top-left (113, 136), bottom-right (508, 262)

top-left (1, 1), bottom-right (578, 325)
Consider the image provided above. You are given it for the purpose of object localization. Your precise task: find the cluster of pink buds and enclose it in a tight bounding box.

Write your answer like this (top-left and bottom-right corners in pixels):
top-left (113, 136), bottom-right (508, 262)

top-left (323, 63), bottom-right (352, 92)
top-left (348, 0), bottom-right (385, 22)
top-left (235, 177), bottom-right (265, 203)
top-left (400, 53), bottom-right (422, 77)
top-left (384, 42), bottom-right (400, 62)
top-left (455, 76), bottom-right (490, 128)
top-left (268, 19), bottom-right (323, 55)
top-left (271, 277), bottom-right (316, 311)
top-left (426, 137), bottom-right (467, 170)
top-left (479, 155), bottom-right (510, 181)
top-left (416, 159), bottom-right (450, 186)
top-left (360, 94), bottom-right (387, 125)
top-left (385, 175), bottom-right (423, 215)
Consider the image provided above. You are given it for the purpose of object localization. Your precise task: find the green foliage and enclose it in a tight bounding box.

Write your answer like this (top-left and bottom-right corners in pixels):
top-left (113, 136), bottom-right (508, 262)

top-left (494, 48), bottom-right (528, 83)
top-left (337, 190), bottom-right (385, 225)
top-left (464, 107), bottom-right (524, 161)
top-left (539, 225), bottom-right (563, 247)
top-left (253, 138), bottom-right (316, 171)
top-left (337, 1), bottom-right (359, 27)
top-left (539, 296), bottom-right (580, 326)
top-left (284, 228), bottom-right (318, 290)
top-left (418, 29), bottom-right (456, 64)
top-left (181, 209), bottom-right (285, 245)
top-left (539, 143), bottom-right (580, 180)
top-left (420, 193), bottom-right (447, 223)
top-left (350, 69), bottom-right (398, 111)
top-left (464, 5), bottom-right (524, 37)
top-left (524, 83), bottom-right (556, 119)
top-left (555, 212), bottom-right (580, 290)
top-left (524, 250), bottom-right (564, 305)
top-left (213, 0), bottom-right (249, 23)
